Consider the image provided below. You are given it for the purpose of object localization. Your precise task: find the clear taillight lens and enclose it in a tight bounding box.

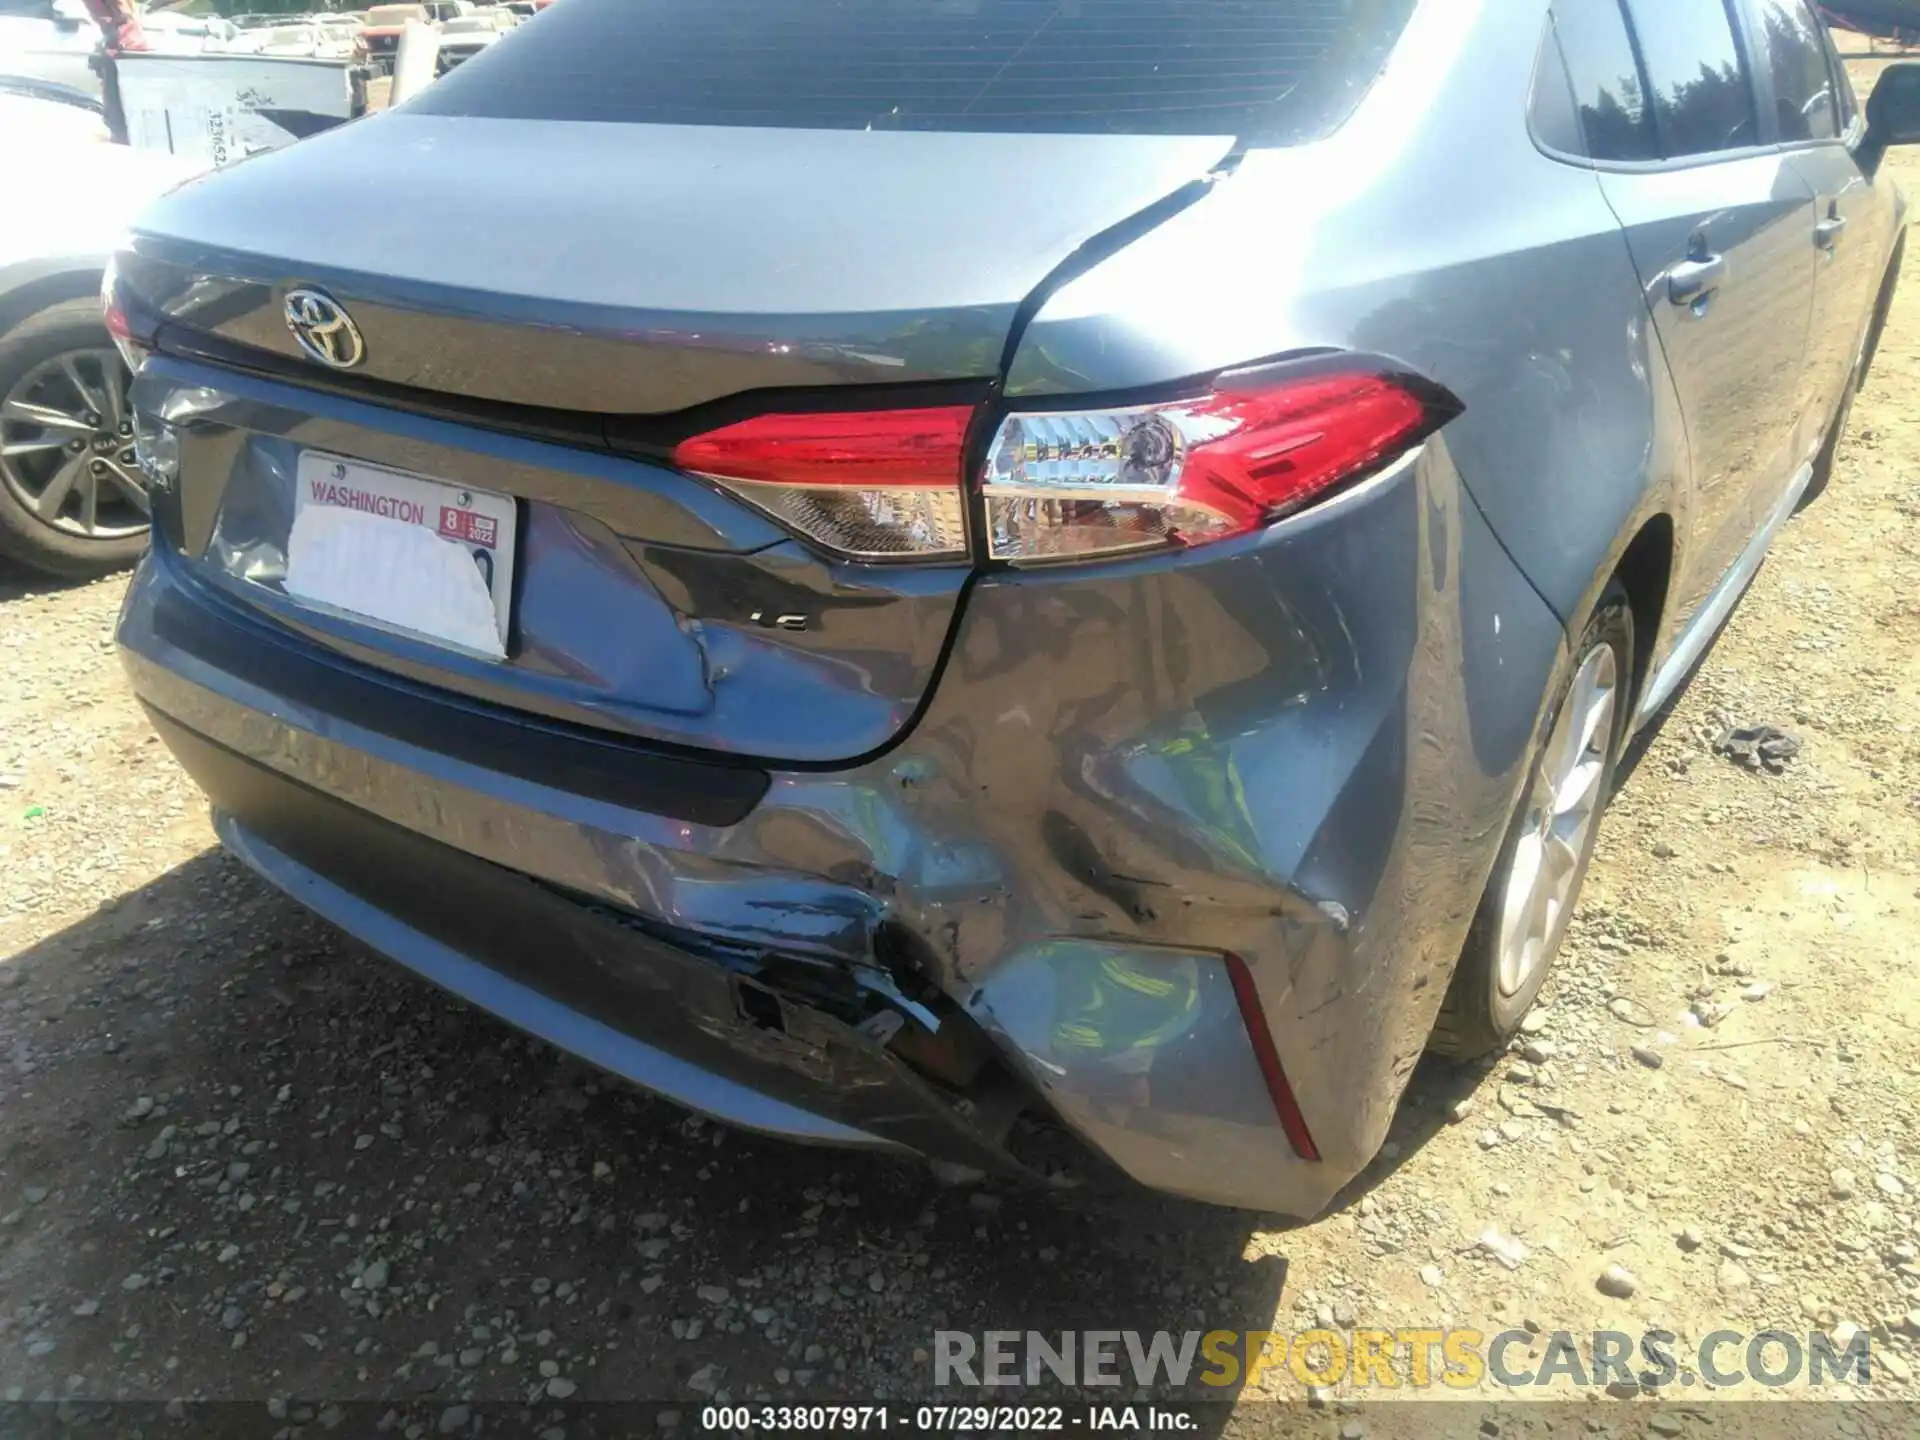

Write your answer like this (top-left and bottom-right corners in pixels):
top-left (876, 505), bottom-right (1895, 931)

top-left (671, 406), bottom-right (973, 560)
top-left (983, 365), bottom-right (1458, 563)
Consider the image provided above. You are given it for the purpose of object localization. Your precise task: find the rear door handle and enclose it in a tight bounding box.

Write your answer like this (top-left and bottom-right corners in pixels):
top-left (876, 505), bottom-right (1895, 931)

top-left (1815, 214), bottom-right (1848, 249)
top-left (1668, 253), bottom-right (1728, 306)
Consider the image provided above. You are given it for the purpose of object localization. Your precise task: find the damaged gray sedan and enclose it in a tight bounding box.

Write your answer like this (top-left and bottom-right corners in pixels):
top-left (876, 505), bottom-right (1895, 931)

top-left (111, 0), bottom-right (1913, 1212)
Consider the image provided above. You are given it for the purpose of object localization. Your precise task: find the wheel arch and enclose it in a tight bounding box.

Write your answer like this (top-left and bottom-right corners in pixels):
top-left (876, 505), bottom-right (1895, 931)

top-left (1609, 513), bottom-right (1675, 721)
top-left (0, 264), bottom-right (108, 343)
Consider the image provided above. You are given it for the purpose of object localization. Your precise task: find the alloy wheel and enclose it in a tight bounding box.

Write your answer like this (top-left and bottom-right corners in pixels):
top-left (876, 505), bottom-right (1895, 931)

top-left (1494, 642), bottom-right (1619, 998)
top-left (0, 349), bottom-right (148, 541)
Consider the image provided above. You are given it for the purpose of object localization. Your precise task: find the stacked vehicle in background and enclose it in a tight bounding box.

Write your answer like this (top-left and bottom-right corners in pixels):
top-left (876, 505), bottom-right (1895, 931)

top-left (433, 7), bottom-right (511, 72)
top-left (355, 1), bottom-right (425, 73)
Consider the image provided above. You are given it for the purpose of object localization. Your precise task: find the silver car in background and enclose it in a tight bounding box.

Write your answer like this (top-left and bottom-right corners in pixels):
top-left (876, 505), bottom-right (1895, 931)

top-left (0, 82), bottom-right (199, 577)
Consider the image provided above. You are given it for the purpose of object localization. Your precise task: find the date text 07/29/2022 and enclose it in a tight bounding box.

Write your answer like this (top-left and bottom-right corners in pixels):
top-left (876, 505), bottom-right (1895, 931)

top-left (698, 1405), bottom-right (1194, 1432)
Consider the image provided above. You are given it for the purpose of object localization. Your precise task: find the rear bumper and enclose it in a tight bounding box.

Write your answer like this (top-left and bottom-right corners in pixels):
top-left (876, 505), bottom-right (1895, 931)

top-left (119, 440), bottom-right (1566, 1216)
top-left (157, 708), bottom-right (1012, 1168)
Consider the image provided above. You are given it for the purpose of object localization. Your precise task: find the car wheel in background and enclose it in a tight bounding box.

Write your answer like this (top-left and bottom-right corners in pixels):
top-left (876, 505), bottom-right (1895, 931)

top-left (0, 297), bottom-right (148, 580)
top-left (1429, 581), bottom-right (1635, 1060)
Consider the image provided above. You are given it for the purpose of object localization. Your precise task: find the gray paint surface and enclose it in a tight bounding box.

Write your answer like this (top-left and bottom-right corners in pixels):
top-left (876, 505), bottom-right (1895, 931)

top-left (122, 117), bottom-right (1232, 411)
top-left (113, 0), bottom-right (1910, 1213)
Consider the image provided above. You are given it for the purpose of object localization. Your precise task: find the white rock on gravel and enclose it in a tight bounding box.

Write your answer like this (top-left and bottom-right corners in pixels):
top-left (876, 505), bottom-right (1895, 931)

top-left (1596, 1265), bottom-right (1637, 1299)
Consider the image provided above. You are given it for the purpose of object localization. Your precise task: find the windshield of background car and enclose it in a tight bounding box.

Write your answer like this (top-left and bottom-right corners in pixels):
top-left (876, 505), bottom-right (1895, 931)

top-left (412, 0), bottom-right (1419, 146)
top-left (365, 5), bottom-right (425, 22)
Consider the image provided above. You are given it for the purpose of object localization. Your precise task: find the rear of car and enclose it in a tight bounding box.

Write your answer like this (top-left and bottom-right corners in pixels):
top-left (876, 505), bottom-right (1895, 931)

top-left (116, 0), bottom-right (1690, 1213)
top-left (434, 14), bottom-right (505, 70)
top-left (357, 3), bottom-right (425, 70)
top-left (250, 23), bottom-right (322, 57)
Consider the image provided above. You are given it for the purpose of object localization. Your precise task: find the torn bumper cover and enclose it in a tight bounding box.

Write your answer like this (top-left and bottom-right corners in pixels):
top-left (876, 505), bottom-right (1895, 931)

top-left (163, 707), bottom-right (1022, 1171)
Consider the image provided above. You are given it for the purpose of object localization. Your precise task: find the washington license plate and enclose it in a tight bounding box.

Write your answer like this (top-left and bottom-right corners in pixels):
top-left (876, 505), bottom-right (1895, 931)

top-left (286, 451), bottom-right (518, 659)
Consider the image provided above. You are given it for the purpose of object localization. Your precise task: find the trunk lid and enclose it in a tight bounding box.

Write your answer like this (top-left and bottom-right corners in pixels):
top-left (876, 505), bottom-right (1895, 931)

top-left (121, 113), bottom-right (1229, 412)
top-left (121, 116), bottom-right (1228, 766)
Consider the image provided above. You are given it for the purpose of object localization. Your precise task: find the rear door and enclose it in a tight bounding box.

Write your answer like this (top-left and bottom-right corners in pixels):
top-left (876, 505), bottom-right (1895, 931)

top-left (1556, 0), bottom-right (1819, 625)
top-left (1749, 0), bottom-right (1894, 449)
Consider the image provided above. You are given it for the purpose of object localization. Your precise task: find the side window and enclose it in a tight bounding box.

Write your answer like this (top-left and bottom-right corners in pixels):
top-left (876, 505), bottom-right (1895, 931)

top-left (1816, 10), bottom-right (1861, 131)
top-left (1530, 20), bottom-right (1587, 157)
top-left (1619, 0), bottom-right (1759, 157)
top-left (1549, 0), bottom-right (1658, 162)
top-left (1753, 0), bottom-right (1839, 140)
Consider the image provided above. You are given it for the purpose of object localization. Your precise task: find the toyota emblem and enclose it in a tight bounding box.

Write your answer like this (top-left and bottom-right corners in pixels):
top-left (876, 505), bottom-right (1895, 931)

top-left (283, 287), bottom-right (366, 370)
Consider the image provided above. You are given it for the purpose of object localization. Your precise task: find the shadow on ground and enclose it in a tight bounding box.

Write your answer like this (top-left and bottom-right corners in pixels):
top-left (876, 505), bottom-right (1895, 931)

top-left (0, 542), bottom-right (1770, 1412)
top-left (0, 851), bottom-right (1299, 1416)
top-left (0, 557), bottom-right (131, 603)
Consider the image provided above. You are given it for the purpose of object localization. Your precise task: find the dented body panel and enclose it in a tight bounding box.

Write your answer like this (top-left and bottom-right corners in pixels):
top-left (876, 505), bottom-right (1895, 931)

top-left (120, 434), bottom-right (1562, 1215)
top-left (112, 0), bottom-right (1902, 1213)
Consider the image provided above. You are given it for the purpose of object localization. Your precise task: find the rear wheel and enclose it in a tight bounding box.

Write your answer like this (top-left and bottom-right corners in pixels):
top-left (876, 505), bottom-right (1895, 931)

top-left (0, 298), bottom-right (148, 580)
top-left (1429, 583), bottom-right (1633, 1060)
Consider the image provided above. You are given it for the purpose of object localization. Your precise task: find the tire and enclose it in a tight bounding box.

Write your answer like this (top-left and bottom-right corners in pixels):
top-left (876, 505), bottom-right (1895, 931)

top-left (0, 297), bottom-right (147, 581)
top-left (1429, 582), bottom-right (1635, 1060)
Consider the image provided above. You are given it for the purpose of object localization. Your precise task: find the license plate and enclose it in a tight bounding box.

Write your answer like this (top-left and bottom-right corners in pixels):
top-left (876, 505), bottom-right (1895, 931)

top-left (285, 451), bottom-right (518, 660)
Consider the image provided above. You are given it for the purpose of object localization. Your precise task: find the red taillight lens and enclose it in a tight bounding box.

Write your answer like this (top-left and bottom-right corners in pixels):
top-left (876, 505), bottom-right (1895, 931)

top-left (671, 406), bottom-right (973, 560)
top-left (101, 258), bottom-right (151, 373)
top-left (1224, 952), bottom-right (1320, 1162)
top-left (668, 359), bottom-right (1456, 565)
top-left (982, 363), bottom-right (1456, 563)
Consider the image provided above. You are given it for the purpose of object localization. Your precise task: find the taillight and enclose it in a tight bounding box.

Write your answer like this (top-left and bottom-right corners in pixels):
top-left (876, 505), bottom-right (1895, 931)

top-left (983, 362), bottom-right (1457, 563)
top-left (670, 406), bottom-right (973, 560)
top-left (101, 258), bottom-right (151, 373)
top-left (668, 358), bottom-right (1456, 566)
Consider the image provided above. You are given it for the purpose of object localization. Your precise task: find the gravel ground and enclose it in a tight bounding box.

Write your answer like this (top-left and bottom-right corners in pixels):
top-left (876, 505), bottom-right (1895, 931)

top-left (2, 74), bottom-right (1919, 1435)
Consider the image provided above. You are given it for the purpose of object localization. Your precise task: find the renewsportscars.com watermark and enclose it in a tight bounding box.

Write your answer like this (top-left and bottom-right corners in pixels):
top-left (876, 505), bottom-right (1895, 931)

top-left (934, 1329), bottom-right (1876, 1391)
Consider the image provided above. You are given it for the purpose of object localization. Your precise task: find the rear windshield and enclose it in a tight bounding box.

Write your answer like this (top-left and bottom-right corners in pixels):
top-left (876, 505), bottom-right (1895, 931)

top-left (413, 0), bottom-right (1416, 146)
